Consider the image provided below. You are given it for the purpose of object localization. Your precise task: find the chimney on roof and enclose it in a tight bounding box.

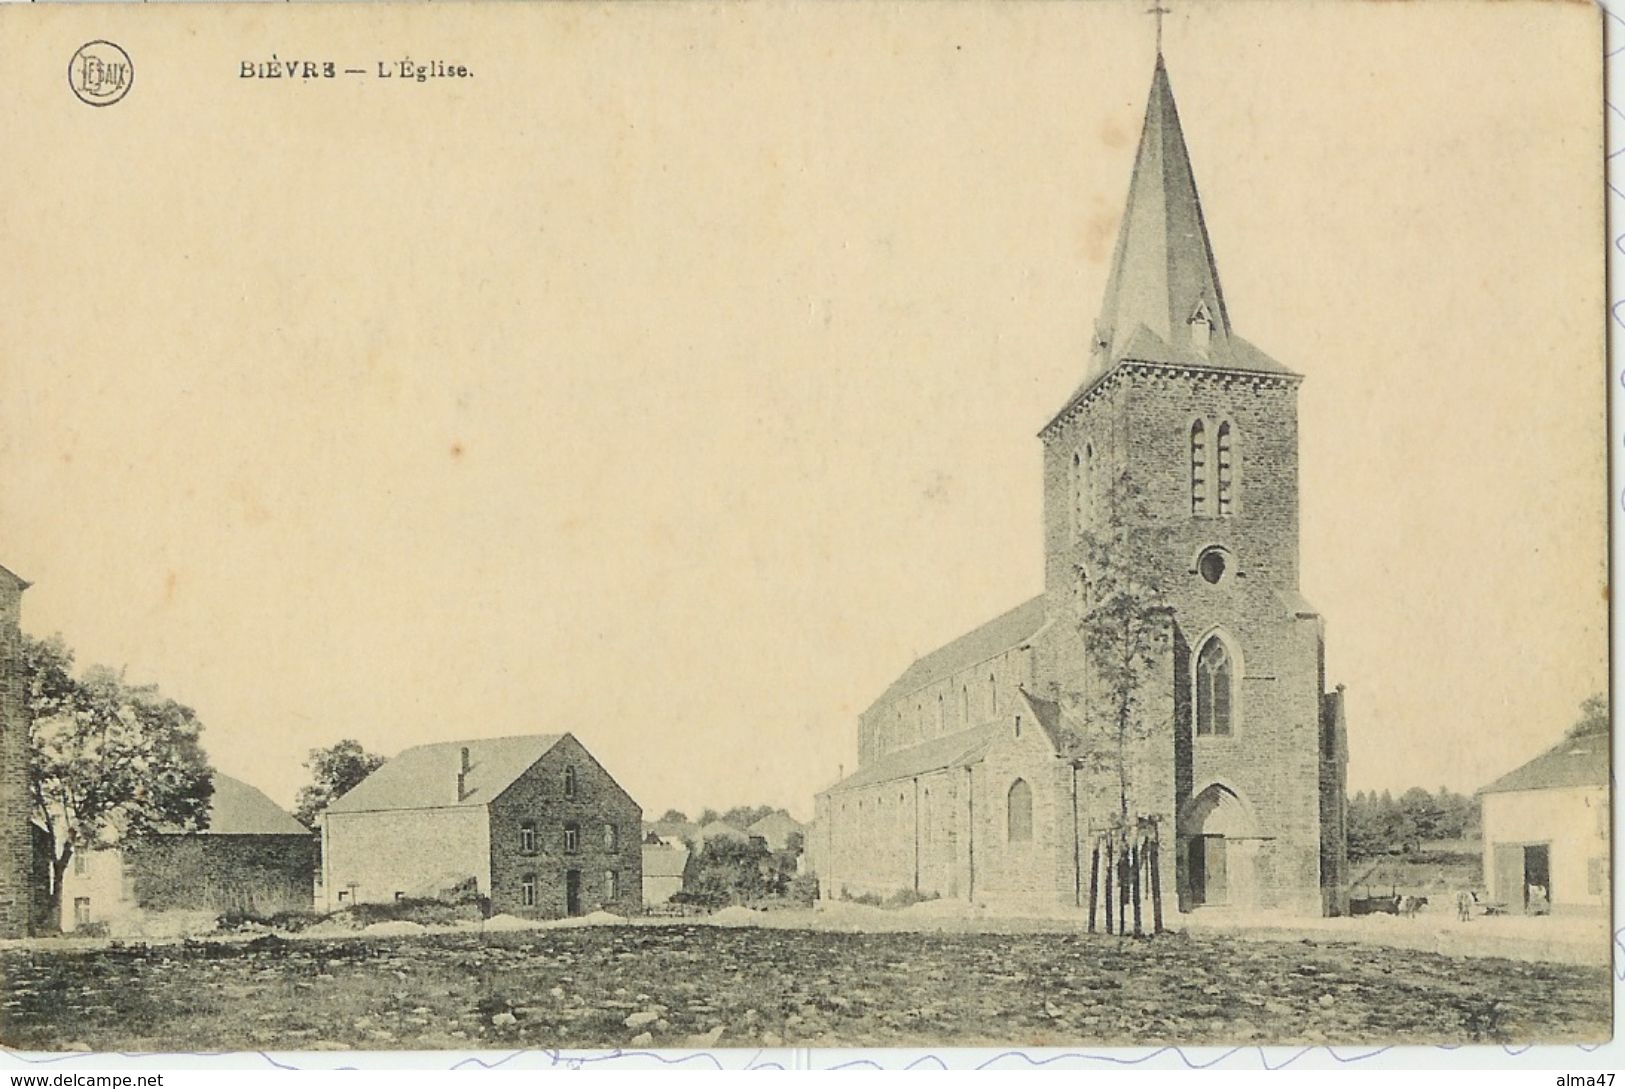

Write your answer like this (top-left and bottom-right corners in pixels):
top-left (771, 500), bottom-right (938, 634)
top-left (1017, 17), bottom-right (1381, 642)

top-left (456, 746), bottom-right (472, 802)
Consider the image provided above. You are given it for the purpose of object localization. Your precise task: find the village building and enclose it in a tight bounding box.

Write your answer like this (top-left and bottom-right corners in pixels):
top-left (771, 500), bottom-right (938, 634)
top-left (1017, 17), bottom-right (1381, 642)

top-left (642, 819), bottom-right (701, 848)
top-left (641, 840), bottom-right (689, 908)
top-left (56, 773), bottom-right (315, 934)
top-left (747, 811), bottom-right (805, 853)
top-left (812, 54), bottom-right (1349, 917)
top-left (1479, 730), bottom-right (1609, 914)
top-left (0, 563), bottom-right (31, 937)
top-left (322, 733), bottom-right (642, 918)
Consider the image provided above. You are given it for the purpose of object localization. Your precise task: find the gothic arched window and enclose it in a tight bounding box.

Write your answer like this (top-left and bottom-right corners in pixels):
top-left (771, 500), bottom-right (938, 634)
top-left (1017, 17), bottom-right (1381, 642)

top-left (1191, 420), bottom-right (1209, 516)
top-left (936, 693), bottom-right (945, 735)
top-left (1196, 637), bottom-right (1234, 737)
top-left (989, 672), bottom-right (998, 715)
top-left (961, 685), bottom-right (969, 725)
top-left (1216, 421), bottom-right (1234, 516)
top-left (1007, 779), bottom-right (1033, 842)
top-left (1071, 451), bottom-right (1082, 538)
top-left (1084, 443), bottom-right (1096, 526)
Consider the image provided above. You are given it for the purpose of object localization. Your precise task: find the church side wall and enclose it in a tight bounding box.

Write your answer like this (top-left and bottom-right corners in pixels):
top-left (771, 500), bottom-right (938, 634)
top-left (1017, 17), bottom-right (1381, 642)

top-left (859, 647), bottom-right (1036, 766)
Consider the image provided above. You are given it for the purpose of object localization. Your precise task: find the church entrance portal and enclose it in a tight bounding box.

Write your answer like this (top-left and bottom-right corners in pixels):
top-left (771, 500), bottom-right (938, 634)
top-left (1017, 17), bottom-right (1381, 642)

top-left (1188, 835), bottom-right (1228, 906)
top-left (1180, 784), bottom-right (1257, 911)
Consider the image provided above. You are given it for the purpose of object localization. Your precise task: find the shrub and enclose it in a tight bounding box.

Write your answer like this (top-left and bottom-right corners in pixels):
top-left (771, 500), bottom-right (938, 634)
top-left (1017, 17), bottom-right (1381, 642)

top-left (884, 887), bottom-right (940, 909)
top-left (786, 874), bottom-right (819, 906)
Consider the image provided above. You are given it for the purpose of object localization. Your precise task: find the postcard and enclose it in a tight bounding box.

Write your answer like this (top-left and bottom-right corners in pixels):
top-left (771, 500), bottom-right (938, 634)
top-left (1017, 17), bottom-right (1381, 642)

top-left (0, 0), bottom-right (1608, 1054)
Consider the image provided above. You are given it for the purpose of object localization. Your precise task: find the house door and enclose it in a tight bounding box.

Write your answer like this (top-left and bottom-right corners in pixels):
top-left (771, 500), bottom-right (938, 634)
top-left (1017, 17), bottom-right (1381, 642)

top-left (1188, 835), bottom-right (1228, 906)
top-left (1493, 843), bottom-right (1524, 909)
top-left (566, 869), bottom-right (581, 916)
top-left (72, 897), bottom-right (91, 929)
top-left (1524, 844), bottom-right (1551, 912)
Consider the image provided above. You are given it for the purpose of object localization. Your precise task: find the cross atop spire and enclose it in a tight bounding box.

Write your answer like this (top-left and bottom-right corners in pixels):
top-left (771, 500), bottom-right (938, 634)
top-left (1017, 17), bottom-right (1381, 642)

top-left (1147, 2), bottom-right (1171, 55)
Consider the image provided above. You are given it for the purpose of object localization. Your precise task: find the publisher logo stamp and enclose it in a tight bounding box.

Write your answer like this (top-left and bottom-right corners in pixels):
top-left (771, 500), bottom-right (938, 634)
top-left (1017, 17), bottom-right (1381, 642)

top-left (69, 41), bottom-right (133, 107)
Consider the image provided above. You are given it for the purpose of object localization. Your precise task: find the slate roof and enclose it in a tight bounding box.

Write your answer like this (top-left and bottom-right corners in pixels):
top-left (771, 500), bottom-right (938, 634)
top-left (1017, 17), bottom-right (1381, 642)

top-left (644, 820), bottom-right (701, 845)
top-left (862, 596), bottom-right (1048, 719)
top-left (1041, 58), bottom-right (1299, 437)
top-left (1479, 732), bottom-right (1610, 796)
top-left (821, 723), bottom-right (1001, 794)
top-left (326, 734), bottom-right (565, 813)
top-left (747, 811), bottom-right (804, 848)
top-left (158, 774), bottom-right (309, 836)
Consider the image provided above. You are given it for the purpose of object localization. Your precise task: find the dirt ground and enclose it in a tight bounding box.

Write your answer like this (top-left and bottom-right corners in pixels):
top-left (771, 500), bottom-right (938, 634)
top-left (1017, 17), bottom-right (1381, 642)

top-left (0, 920), bottom-right (1610, 1052)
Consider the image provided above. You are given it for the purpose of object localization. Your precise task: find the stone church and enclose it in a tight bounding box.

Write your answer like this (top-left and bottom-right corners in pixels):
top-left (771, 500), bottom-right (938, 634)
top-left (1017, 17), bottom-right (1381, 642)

top-left (811, 55), bottom-right (1349, 917)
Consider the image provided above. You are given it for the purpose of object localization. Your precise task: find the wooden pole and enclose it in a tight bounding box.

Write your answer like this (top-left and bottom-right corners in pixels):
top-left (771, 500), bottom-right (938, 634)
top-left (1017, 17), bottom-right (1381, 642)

top-left (1149, 831), bottom-right (1164, 935)
top-left (1103, 835), bottom-right (1115, 936)
top-left (1117, 840), bottom-right (1129, 936)
top-left (1131, 835), bottom-right (1144, 938)
top-left (1087, 840), bottom-right (1100, 934)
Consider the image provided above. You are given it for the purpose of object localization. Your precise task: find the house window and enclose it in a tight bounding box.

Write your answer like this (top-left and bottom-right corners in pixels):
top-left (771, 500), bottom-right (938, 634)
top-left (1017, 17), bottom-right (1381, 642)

top-left (1191, 420), bottom-right (1209, 515)
top-left (520, 821), bottom-right (537, 853)
top-left (605, 869), bottom-right (619, 900)
top-left (73, 851), bottom-right (87, 877)
top-left (394, 891), bottom-right (405, 902)
top-left (521, 873), bottom-right (537, 907)
top-left (1589, 856), bottom-right (1608, 895)
top-left (603, 823), bottom-right (618, 850)
top-left (1196, 636), bottom-right (1234, 736)
top-left (73, 897), bottom-right (91, 928)
top-left (1007, 779), bottom-right (1033, 843)
top-left (564, 766), bottom-right (577, 799)
top-left (1216, 422), bottom-right (1234, 515)
top-left (1014, 715), bottom-right (1022, 739)
top-left (337, 890), bottom-right (349, 904)
top-left (564, 822), bottom-right (580, 853)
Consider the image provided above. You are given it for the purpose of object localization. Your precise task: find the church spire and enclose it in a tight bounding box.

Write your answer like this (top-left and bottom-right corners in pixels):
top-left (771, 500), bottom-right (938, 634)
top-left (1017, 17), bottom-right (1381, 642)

top-left (1092, 55), bottom-right (1231, 372)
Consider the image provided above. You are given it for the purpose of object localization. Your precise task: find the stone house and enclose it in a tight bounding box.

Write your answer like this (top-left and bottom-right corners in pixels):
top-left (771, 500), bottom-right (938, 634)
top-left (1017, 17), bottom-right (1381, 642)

top-left (322, 733), bottom-right (642, 918)
top-left (1479, 730), bottom-right (1609, 914)
top-left (812, 55), bottom-right (1348, 918)
top-left (56, 773), bottom-right (316, 933)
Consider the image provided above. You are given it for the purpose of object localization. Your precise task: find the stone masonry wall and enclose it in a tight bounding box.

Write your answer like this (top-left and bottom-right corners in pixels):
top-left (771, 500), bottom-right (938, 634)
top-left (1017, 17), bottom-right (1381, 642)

top-left (486, 735), bottom-right (642, 918)
top-left (126, 834), bottom-right (316, 916)
top-left (0, 575), bottom-right (28, 937)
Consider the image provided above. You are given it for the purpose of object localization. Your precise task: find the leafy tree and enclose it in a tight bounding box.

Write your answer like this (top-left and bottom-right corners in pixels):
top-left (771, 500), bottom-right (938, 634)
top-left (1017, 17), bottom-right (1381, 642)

top-left (677, 837), bottom-right (781, 908)
top-left (1077, 470), bottom-right (1173, 826)
top-left (1566, 693), bottom-right (1608, 738)
top-left (721, 805), bottom-right (778, 830)
top-left (696, 808), bottom-right (722, 826)
top-left (294, 739), bottom-right (387, 828)
top-left (656, 809), bottom-right (690, 824)
top-left (22, 634), bottom-right (213, 920)
top-left (784, 829), bottom-right (805, 857)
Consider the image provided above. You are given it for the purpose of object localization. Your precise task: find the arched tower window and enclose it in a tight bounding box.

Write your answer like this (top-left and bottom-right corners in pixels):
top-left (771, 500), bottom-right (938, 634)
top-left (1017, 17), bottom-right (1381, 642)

top-left (1007, 779), bottom-right (1033, 842)
top-left (1191, 420), bottom-right (1209, 516)
top-left (961, 685), bottom-right (969, 725)
top-left (1196, 637), bottom-right (1234, 737)
top-left (1070, 451), bottom-right (1082, 538)
top-left (989, 672), bottom-right (997, 715)
top-left (936, 693), bottom-right (945, 735)
top-left (1216, 421), bottom-right (1234, 516)
top-left (1084, 443), bottom-right (1096, 528)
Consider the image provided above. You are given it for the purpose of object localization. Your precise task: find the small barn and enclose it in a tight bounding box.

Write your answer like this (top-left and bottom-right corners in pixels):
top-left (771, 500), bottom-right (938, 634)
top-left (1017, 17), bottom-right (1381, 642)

top-left (1479, 730), bottom-right (1609, 914)
top-left (56, 774), bottom-right (316, 933)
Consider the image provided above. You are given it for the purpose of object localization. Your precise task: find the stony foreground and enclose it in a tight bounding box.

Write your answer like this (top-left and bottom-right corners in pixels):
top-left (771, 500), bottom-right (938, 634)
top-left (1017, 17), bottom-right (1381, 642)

top-left (0, 925), bottom-right (1610, 1051)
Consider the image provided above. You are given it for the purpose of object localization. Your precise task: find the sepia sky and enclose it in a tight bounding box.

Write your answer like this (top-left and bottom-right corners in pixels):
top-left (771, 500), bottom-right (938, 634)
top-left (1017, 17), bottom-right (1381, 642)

top-left (0, 1), bottom-right (1605, 820)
